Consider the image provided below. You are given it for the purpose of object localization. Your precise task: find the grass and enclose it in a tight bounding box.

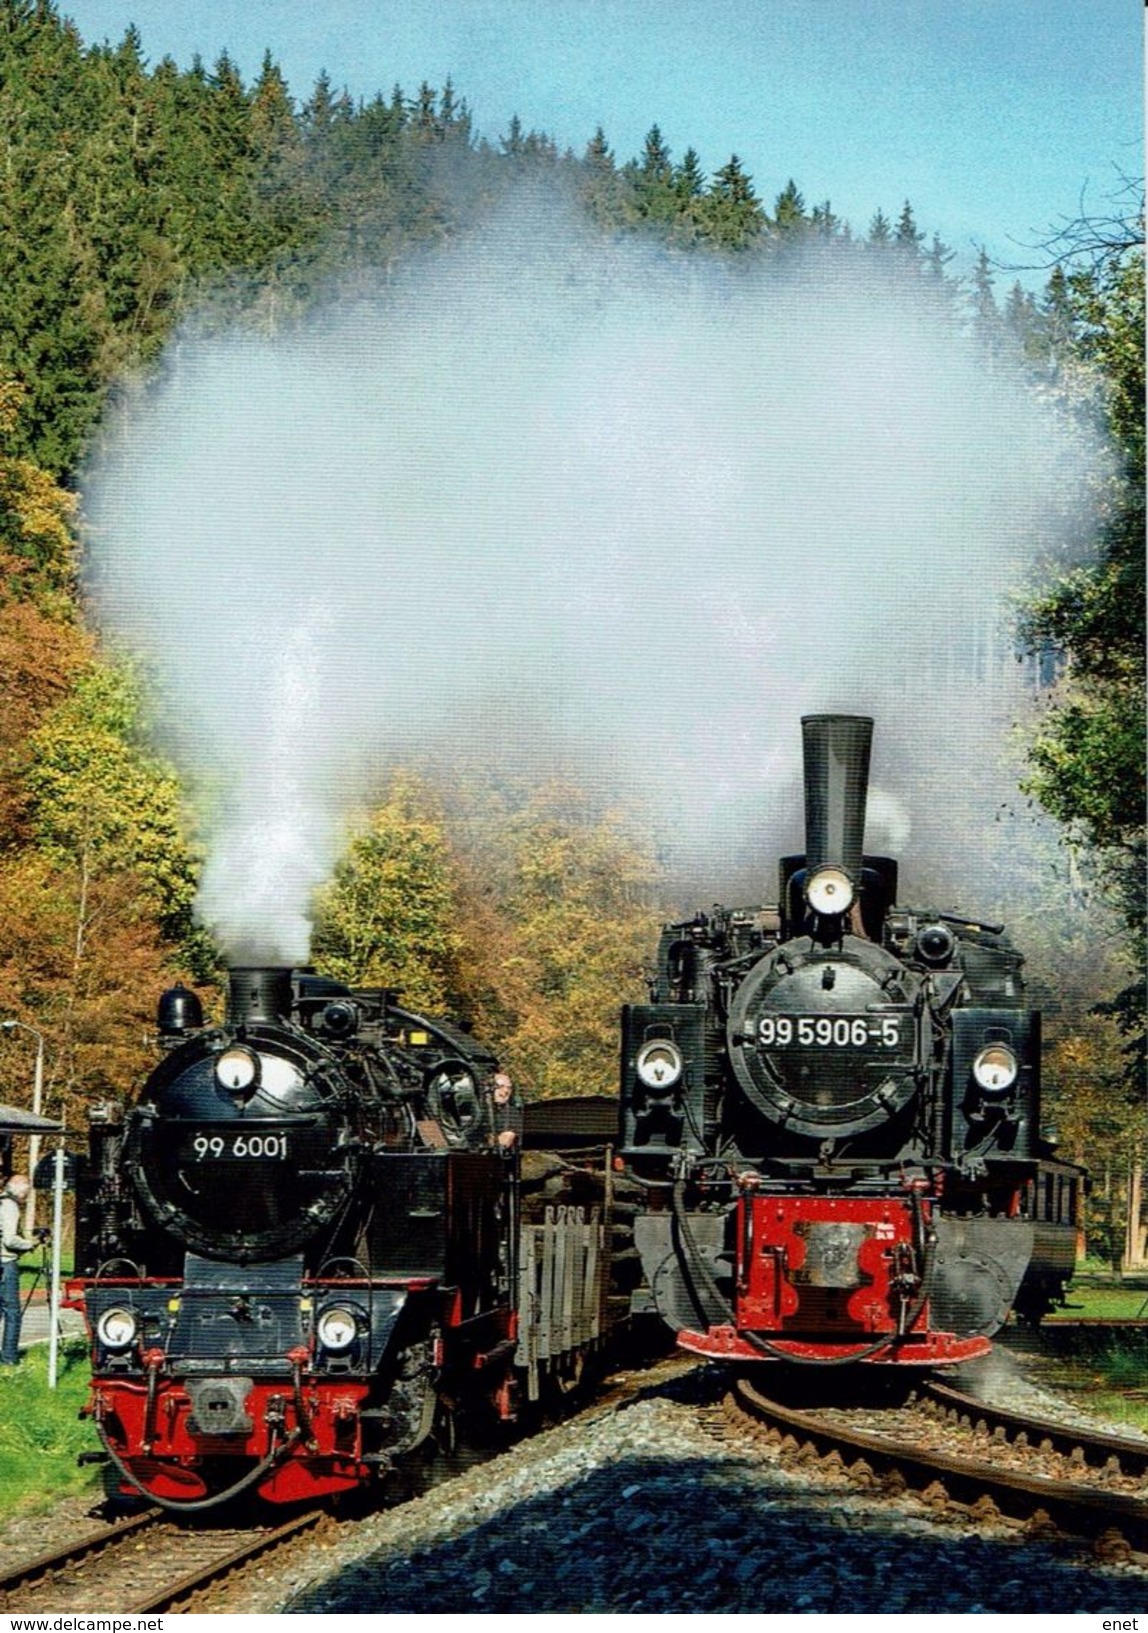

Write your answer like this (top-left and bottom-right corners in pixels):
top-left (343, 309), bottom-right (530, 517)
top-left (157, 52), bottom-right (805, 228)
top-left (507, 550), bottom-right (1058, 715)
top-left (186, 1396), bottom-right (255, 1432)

top-left (18, 1245), bottom-right (75, 1292)
top-left (0, 1339), bottom-right (103, 1514)
top-left (1052, 1371), bottom-right (1148, 1434)
top-left (1047, 1282), bottom-right (1148, 1322)
top-left (1026, 1277), bottom-right (1148, 1431)
top-left (1026, 1322), bottom-right (1148, 1434)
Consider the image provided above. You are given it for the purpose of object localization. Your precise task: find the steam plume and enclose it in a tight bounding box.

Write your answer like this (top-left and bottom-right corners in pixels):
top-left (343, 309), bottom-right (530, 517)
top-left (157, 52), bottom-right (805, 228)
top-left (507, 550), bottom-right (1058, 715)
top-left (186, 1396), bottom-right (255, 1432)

top-left (83, 198), bottom-right (1106, 959)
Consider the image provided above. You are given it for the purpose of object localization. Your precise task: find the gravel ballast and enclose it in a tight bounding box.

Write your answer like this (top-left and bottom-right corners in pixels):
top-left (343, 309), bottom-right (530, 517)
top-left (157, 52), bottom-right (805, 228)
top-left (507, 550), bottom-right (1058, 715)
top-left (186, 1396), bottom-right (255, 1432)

top-left (3, 1345), bottom-right (1145, 1615)
top-left (274, 1369), bottom-right (1147, 1616)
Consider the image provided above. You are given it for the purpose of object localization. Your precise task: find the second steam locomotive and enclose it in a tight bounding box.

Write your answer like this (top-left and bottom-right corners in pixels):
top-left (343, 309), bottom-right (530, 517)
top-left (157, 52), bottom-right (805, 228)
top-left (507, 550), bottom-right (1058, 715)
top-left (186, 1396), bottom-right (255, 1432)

top-left (619, 714), bottom-right (1077, 1366)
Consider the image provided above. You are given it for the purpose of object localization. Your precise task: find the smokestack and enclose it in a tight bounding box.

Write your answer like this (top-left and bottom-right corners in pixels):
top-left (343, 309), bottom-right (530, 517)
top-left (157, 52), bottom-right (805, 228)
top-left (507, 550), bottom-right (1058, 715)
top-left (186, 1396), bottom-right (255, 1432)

top-left (801, 715), bottom-right (873, 881)
top-left (227, 967), bottom-right (293, 1026)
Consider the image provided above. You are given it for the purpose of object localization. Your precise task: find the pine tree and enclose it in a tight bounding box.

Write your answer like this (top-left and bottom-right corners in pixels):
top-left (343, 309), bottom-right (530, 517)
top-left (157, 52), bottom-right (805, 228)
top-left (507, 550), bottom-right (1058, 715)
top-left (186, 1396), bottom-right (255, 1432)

top-left (1003, 280), bottom-right (1042, 357)
top-left (700, 154), bottom-right (764, 249)
top-left (500, 114), bottom-right (525, 158)
top-left (639, 124), bottom-right (672, 187)
top-left (437, 77), bottom-right (471, 146)
top-left (245, 50), bottom-right (313, 268)
top-left (867, 208), bottom-right (892, 246)
top-left (628, 124), bottom-right (678, 228)
top-left (673, 147), bottom-right (705, 202)
top-left (810, 200), bottom-right (842, 239)
top-left (1041, 265), bottom-right (1076, 356)
top-left (411, 80), bottom-right (439, 139)
top-left (581, 126), bottom-right (629, 228)
top-left (894, 199), bottom-right (924, 261)
top-left (922, 232), bottom-right (955, 281)
top-left (773, 178), bottom-right (808, 235)
top-left (969, 247), bottom-right (1005, 358)
top-left (302, 69), bottom-right (336, 139)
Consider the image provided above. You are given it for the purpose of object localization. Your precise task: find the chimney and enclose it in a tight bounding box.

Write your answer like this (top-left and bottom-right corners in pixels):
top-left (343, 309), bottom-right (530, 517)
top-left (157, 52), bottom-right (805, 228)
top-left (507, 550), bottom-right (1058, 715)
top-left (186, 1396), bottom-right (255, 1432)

top-left (226, 966), bottom-right (293, 1026)
top-left (801, 715), bottom-right (873, 881)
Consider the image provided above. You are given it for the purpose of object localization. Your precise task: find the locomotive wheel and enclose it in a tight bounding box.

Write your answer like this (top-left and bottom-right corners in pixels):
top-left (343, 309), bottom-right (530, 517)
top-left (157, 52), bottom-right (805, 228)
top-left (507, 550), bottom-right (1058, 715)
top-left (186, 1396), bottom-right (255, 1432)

top-left (432, 1400), bottom-right (459, 1456)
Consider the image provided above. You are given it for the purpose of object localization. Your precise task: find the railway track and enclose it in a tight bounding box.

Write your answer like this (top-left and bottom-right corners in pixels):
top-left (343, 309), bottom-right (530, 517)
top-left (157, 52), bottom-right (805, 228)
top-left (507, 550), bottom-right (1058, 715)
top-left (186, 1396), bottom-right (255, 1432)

top-left (0, 1509), bottom-right (160, 1610)
top-left (0, 1352), bottom-right (696, 1614)
top-left (0, 1505), bottom-right (330, 1614)
top-left (730, 1377), bottom-right (1148, 1561)
top-left (4, 1357), bottom-right (1143, 1612)
top-left (921, 1380), bottom-right (1148, 1481)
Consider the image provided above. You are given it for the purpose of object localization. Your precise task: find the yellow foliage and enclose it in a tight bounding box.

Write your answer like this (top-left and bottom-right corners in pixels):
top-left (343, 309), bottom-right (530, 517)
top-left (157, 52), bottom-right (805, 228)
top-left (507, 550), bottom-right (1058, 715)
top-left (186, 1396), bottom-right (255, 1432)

top-left (312, 774), bottom-right (465, 1014)
top-left (0, 380), bottom-right (77, 607)
top-left (0, 849), bottom-right (191, 1130)
top-left (486, 783), bottom-right (660, 1098)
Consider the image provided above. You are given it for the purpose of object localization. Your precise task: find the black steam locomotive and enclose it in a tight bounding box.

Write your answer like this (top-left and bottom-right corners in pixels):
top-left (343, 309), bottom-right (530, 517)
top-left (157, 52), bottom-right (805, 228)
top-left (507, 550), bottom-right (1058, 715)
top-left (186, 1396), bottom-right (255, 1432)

top-left (619, 715), bottom-right (1078, 1366)
top-left (70, 968), bottom-right (616, 1509)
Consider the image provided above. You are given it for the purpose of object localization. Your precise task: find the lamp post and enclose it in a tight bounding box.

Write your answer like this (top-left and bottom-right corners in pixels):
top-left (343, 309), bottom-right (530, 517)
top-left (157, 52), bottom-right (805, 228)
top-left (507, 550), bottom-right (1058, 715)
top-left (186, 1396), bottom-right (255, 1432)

top-left (47, 1141), bottom-right (66, 1389)
top-left (1, 1019), bottom-right (45, 1232)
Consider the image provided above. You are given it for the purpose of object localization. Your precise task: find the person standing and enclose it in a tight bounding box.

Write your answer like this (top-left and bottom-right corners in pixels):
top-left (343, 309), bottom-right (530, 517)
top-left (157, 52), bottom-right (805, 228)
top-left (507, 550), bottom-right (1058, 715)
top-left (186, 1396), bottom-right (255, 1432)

top-left (0, 1174), bottom-right (33, 1366)
top-left (490, 1072), bottom-right (523, 1151)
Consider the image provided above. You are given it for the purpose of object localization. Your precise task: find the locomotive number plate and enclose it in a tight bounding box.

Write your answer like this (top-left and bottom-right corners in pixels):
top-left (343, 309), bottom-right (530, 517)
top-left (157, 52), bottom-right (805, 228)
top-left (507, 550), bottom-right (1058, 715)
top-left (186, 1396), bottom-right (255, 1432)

top-left (757, 1014), bottom-right (909, 1049)
top-left (185, 1132), bottom-right (290, 1161)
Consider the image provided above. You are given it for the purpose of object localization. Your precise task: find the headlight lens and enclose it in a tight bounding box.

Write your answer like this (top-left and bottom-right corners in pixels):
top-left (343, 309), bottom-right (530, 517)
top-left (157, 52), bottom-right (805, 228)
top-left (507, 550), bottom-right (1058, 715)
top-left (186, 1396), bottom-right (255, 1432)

top-left (97, 1307), bottom-right (139, 1350)
top-left (972, 1043), bottom-right (1019, 1093)
top-left (915, 924), bottom-right (956, 965)
top-left (215, 1045), bottom-right (260, 1093)
top-left (805, 866), bottom-right (855, 916)
top-left (317, 1307), bottom-right (358, 1352)
top-left (635, 1038), bottom-right (683, 1090)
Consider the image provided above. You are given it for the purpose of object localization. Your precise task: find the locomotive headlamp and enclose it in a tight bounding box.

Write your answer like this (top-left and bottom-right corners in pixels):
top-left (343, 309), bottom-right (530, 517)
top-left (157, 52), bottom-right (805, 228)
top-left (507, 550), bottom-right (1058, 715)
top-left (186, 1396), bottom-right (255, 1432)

top-left (317, 1306), bottom-right (358, 1352)
top-left (635, 1038), bottom-right (683, 1091)
top-left (214, 1044), bottom-right (260, 1094)
top-left (916, 924), bottom-right (956, 965)
top-left (972, 1043), bottom-right (1019, 1094)
top-left (97, 1307), bottom-right (139, 1350)
top-left (321, 1000), bottom-right (358, 1039)
top-left (805, 866), bottom-right (855, 916)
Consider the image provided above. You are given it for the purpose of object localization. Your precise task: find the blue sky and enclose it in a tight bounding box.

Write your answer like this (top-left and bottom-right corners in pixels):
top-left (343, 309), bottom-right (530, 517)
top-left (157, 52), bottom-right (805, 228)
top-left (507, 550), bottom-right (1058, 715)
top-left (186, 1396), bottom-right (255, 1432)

top-left (60, 0), bottom-right (1140, 279)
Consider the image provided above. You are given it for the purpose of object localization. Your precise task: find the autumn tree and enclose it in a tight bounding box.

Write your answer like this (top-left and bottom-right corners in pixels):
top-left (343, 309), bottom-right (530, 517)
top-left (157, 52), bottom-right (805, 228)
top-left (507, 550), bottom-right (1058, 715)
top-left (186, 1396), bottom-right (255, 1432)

top-left (0, 380), bottom-right (88, 833)
top-left (0, 384), bottom-right (203, 1127)
top-left (310, 775), bottom-right (466, 1015)
top-left (21, 660), bottom-right (203, 954)
top-left (491, 785), bottom-right (660, 1098)
top-left (0, 848), bottom-right (180, 1126)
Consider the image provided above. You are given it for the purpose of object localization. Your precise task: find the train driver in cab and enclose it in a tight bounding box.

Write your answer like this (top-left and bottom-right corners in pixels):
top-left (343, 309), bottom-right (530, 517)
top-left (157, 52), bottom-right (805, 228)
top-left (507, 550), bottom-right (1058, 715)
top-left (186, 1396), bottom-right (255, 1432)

top-left (490, 1071), bottom-right (523, 1151)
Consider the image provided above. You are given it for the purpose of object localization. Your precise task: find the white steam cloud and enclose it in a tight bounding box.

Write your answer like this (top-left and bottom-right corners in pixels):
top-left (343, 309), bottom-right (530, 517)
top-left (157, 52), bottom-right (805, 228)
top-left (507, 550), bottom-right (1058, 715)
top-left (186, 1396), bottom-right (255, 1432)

top-left (83, 197), bottom-right (1106, 960)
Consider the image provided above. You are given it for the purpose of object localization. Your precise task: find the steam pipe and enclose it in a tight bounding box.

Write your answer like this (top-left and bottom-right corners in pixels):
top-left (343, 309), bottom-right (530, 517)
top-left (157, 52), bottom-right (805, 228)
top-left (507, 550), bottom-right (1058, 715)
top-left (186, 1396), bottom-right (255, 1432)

top-left (801, 714), bottom-right (873, 881)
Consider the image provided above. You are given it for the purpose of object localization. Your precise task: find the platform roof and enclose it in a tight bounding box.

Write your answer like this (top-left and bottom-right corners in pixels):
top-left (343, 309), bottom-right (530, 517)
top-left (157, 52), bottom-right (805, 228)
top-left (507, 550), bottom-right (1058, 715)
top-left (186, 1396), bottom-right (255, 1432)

top-left (0, 1102), bottom-right (62, 1133)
